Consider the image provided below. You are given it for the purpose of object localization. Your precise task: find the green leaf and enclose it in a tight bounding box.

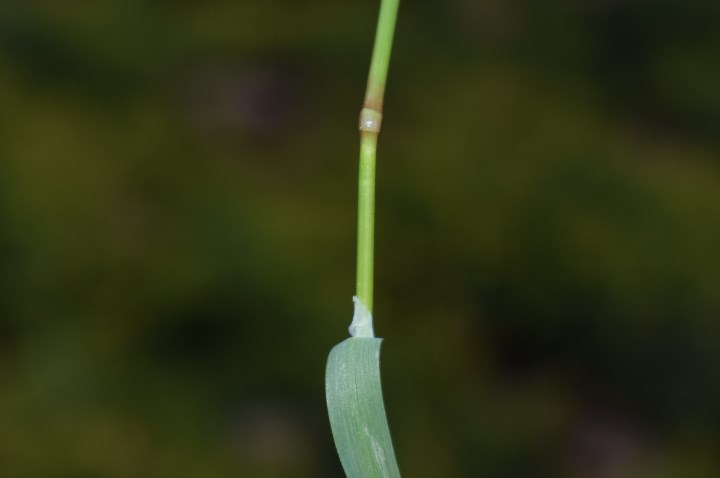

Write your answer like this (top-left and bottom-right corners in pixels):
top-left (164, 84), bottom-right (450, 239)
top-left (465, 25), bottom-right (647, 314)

top-left (326, 337), bottom-right (401, 478)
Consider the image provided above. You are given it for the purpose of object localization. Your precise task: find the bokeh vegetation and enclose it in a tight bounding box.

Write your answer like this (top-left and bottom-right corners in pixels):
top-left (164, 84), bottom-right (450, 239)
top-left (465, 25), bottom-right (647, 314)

top-left (1, 1), bottom-right (720, 476)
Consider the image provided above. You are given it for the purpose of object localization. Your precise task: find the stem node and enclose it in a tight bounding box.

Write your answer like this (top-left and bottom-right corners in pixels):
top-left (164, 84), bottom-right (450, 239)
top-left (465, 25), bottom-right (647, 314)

top-left (359, 107), bottom-right (383, 134)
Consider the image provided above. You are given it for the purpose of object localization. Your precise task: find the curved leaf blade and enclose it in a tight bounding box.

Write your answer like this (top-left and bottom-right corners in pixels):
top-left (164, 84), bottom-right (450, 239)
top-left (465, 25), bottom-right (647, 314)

top-left (326, 337), bottom-right (401, 478)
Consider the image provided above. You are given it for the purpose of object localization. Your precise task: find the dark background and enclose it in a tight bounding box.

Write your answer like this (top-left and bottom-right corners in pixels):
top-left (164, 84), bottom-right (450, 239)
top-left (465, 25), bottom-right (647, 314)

top-left (1, 1), bottom-right (720, 477)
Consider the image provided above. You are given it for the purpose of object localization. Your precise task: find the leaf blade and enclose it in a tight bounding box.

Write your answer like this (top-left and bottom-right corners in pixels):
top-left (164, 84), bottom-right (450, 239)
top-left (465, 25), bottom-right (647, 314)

top-left (326, 337), bottom-right (401, 478)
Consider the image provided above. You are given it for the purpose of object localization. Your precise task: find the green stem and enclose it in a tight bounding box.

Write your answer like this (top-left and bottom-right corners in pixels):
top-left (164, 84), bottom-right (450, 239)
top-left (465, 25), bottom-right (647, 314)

top-left (356, 0), bottom-right (400, 314)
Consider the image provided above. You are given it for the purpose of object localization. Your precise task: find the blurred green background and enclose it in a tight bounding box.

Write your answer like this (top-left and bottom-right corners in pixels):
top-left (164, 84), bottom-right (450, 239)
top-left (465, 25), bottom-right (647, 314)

top-left (1, 1), bottom-right (720, 477)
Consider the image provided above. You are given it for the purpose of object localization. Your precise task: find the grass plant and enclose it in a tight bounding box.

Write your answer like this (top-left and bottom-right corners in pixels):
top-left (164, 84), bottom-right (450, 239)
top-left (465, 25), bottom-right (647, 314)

top-left (325, 0), bottom-right (401, 477)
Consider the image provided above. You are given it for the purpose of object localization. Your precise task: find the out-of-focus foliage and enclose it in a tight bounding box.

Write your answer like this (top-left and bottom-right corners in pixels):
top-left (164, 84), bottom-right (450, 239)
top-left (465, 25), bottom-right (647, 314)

top-left (1, 1), bottom-right (720, 476)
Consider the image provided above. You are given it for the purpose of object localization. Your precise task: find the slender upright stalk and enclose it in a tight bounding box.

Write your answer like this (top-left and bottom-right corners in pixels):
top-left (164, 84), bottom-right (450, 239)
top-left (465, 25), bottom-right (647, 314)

top-left (356, 0), bottom-right (400, 313)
